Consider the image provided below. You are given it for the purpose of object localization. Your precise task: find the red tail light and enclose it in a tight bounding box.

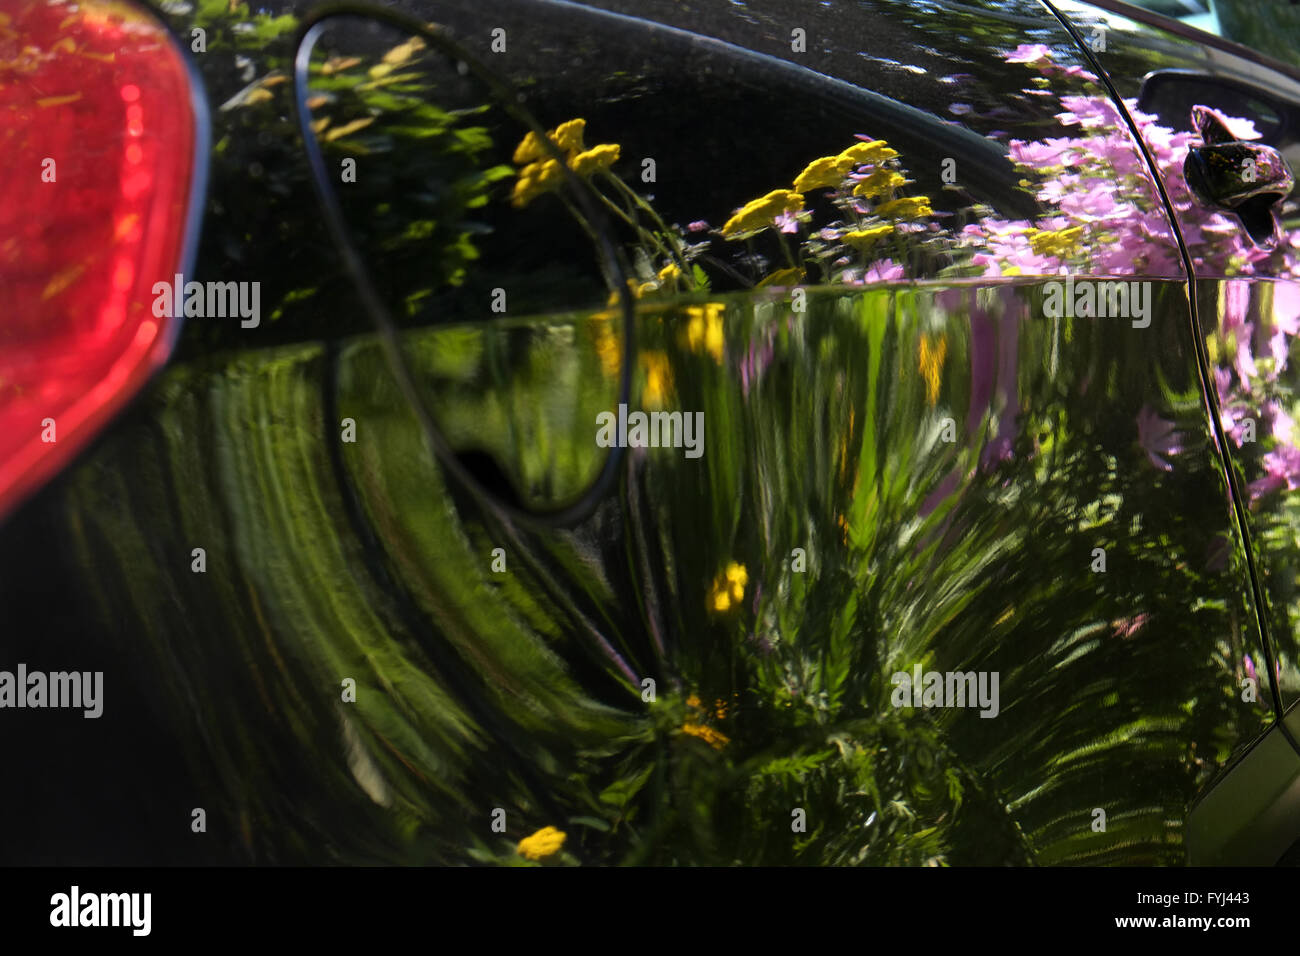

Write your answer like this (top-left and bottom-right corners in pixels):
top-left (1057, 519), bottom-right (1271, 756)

top-left (0, 0), bottom-right (205, 519)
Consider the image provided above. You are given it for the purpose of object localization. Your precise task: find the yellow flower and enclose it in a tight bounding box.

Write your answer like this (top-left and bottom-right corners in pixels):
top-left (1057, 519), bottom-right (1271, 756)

top-left (685, 302), bottom-right (726, 362)
top-left (569, 142), bottom-right (620, 176)
top-left (511, 158), bottom-right (564, 208)
top-left (793, 155), bottom-right (854, 192)
top-left (686, 694), bottom-right (702, 710)
top-left (875, 196), bottom-right (932, 220)
top-left (682, 723), bottom-right (730, 749)
top-left (837, 139), bottom-right (899, 167)
top-left (658, 262), bottom-right (683, 284)
top-left (1026, 225), bottom-right (1084, 258)
top-left (842, 224), bottom-right (894, 249)
top-left (641, 350), bottom-right (673, 409)
top-left (852, 169), bottom-right (906, 198)
top-left (918, 333), bottom-right (947, 406)
top-left (721, 189), bottom-right (804, 239)
top-left (517, 826), bottom-right (566, 861)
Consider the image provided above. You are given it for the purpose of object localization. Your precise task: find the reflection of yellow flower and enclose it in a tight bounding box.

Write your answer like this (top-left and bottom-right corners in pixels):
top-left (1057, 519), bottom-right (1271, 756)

top-left (875, 196), bottom-right (932, 220)
top-left (591, 319), bottom-right (621, 378)
top-left (641, 350), bottom-right (673, 408)
top-left (842, 224), bottom-right (894, 249)
top-left (682, 693), bottom-right (730, 748)
top-left (518, 826), bottom-right (566, 861)
top-left (837, 139), bottom-right (899, 167)
top-left (852, 169), bottom-right (906, 198)
top-left (919, 333), bottom-right (947, 406)
top-left (569, 143), bottom-right (620, 176)
top-left (757, 266), bottom-right (803, 288)
top-left (838, 404), bottom-right (856, 485)
top-left (685, 303), bottom-right (726, 362)
top-left (708, 561), bottom-right (747, 612)
top-left (682, 723), bottom-right (730, 749)
top-left (1027, 225), bottom-right (1084, 258)
top-left (721, 189), bottom-right (804, 238)
top-left (793, 155), bottom-right (854, 192)
top-left (511, 158), bottom-right (564, 208)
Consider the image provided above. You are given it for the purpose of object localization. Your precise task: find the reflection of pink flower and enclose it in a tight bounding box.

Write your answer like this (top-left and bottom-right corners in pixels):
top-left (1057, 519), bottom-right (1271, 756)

top-left (1004, 43), bottom-right (1053, 64)
top-left (774, 211), bottom-right (800, 234)
top-left (1206, 535), bottom-right (1230, 573)
top-left (1111, 612), bottom-right (1151, 639)
top-left (970, 291), bottom-right (1021, 472)
top-left (1269, 282), bottom-right (1300, 372)
top-left (1008, 137), bottom-right (1076, 167)
top-left (741, 328), bottom-right (775, 398)
top-left (1136, 404), bottom-right (1183, 471)
top-left (1269, 401), bottom-right (1295, 445)
top-left (1249, 445), bottom-right (1300, 502)
top-left (864, 259), bottom-right (905, 283)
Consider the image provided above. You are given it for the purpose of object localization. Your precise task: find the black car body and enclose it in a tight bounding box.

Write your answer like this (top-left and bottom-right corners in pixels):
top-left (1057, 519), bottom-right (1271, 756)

top-left (5, 0), bottom-right (1300, 867)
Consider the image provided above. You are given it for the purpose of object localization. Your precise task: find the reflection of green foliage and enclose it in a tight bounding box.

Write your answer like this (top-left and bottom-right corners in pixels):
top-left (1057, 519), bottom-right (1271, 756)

top-left (307, 37), bottom-right (514, 306)
top-left (58, 281), bottom-right (1272, 864)
top-left (164, 1), bottom-right (345, 355)
top-left (162, 4), bottom-right (510, 350)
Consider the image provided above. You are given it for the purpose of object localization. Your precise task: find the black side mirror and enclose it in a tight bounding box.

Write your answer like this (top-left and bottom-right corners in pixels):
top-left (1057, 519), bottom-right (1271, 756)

top-left (1184, 105), bottom-right (1295, 247)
